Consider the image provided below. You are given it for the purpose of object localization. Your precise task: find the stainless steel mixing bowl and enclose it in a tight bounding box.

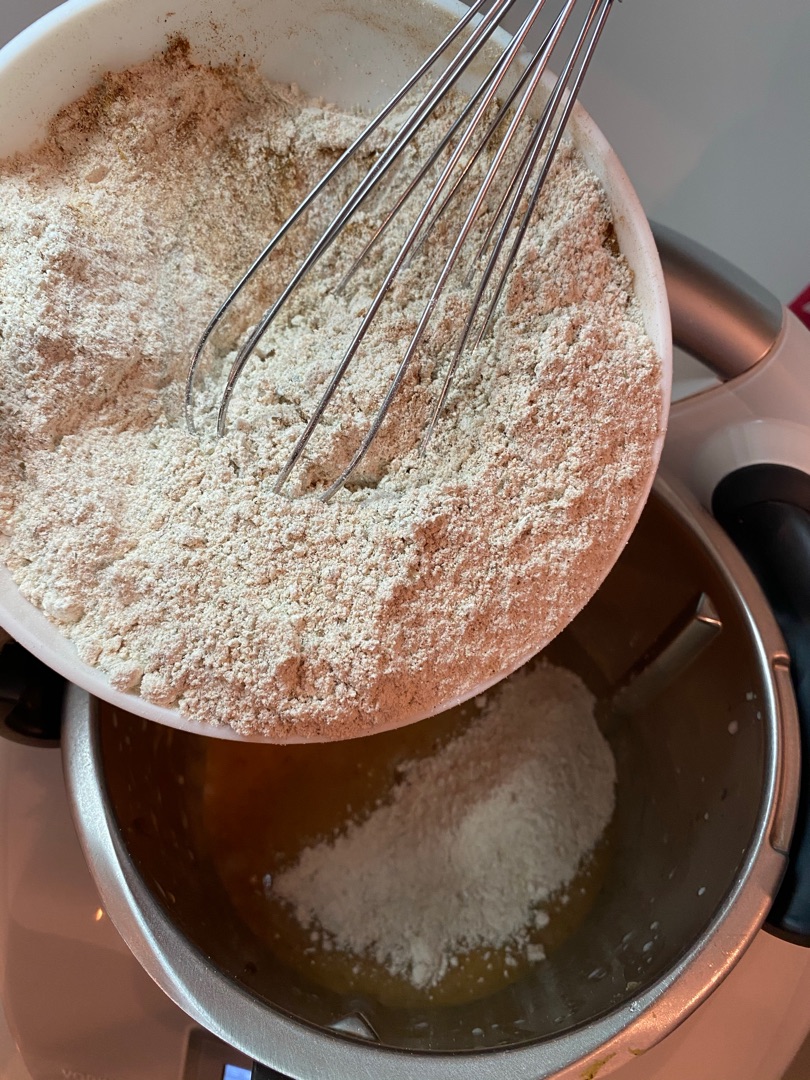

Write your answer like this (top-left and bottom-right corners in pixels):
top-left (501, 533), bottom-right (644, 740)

top-left (61, 476), bottom-right (799, 1079)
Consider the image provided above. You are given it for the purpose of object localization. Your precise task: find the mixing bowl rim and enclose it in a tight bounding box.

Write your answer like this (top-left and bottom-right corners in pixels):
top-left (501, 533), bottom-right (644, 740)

top-left (60, 474), bottom-right (798, 1080)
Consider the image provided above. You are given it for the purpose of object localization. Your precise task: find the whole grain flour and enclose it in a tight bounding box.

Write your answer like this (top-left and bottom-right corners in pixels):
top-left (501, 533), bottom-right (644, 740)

top-left (0, 41), bottom-right (663, 737)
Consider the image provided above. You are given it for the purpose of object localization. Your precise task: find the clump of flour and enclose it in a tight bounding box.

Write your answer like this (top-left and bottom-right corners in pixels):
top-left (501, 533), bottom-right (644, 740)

top-left (0, 40), bottom-right (663, 737)
top-left (273, 661), bottom-right (615, 989)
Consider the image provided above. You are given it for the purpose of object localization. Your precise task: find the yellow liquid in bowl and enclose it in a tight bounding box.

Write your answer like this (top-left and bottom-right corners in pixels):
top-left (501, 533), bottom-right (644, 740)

top-left (201, 662), bottom-right (613, 1008)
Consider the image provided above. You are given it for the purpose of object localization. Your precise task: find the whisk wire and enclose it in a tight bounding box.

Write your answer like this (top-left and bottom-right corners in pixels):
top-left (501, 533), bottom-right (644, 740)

top-left (417, 0), bottom-right (614, 454)
top-left (212, 0), bottom-right (523, 437)
top-left (188, 0), bottom-right (617, 499)
top-left (340, 13), bottom-right (552, 294)
top-left (184, 0), bottom-right (504, 431)
top-left (475, 0), bottom-right (615, 343)
top-left (409, 10), bottom-right (567, 275)
top-left (420, 0), bottom-right (598, 448)
top-left (336, 53), bottom-right (504, 295)
top-left (276, 0), bottom-right (554, 498)
top-left (471, 13), bottom-right (574, 272)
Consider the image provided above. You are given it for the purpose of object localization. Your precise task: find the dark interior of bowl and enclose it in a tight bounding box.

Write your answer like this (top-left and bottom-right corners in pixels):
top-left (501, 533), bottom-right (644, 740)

top-left (94, 488), bottom-right (773, 1053)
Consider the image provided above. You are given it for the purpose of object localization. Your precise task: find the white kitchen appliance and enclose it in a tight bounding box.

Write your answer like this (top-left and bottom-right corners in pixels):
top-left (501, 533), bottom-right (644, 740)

top-left (2, 227), bottom-right (809, 1080)
top-left (1, 1), bottom-right (810, 1078)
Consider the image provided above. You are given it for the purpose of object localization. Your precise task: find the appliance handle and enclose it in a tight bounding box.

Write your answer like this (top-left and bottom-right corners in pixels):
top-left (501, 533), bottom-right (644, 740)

top-left (712, 465), bottom-right (810, 945)
top-left (656, 221), bottom-right (810, 944)
top-left (660, 219), bottom-right (810, 946)
top-left (657, 223), bottom-right (810, 943)
top-left (652, 221), bottom-right (784, 381)
top-left (0, 640), bottom-right (62, 747)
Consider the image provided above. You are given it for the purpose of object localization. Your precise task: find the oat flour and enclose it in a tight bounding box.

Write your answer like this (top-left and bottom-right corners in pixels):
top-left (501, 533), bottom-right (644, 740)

top-left (0, 41), bottom-right (662, 737)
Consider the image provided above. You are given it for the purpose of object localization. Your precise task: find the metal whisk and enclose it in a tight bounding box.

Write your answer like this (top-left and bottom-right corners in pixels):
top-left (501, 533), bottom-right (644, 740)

top-left (185, 0), bottom-right (616, 500)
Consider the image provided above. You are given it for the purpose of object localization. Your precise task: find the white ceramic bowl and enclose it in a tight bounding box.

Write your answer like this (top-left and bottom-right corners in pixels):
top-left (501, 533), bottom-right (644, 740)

top-left (0, 0), bottom-right (672, 741)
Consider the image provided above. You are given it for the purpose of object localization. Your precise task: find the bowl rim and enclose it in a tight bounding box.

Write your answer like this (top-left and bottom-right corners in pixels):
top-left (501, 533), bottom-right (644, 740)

top-left (60, 474), bottom-right (796, 1079)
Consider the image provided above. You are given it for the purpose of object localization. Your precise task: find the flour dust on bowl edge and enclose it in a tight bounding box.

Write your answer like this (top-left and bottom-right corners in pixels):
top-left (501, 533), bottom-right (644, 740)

top-left (60, 476), bottom-right (798, 1078)
top-left (0, 0), bottom-right (671, 741)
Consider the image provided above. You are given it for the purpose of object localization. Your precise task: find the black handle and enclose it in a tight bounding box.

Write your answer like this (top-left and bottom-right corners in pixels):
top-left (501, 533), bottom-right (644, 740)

top-left (0, 641), bottom-right (63, 746)
top-left (713, 464), bottom-right (810, 945)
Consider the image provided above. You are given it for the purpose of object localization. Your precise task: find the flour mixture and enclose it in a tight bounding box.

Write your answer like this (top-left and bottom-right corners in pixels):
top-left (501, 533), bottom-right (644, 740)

top-left (202, 658), bottom-right (616, 1005)
top-left (0, 40), bottom-right (663, 736)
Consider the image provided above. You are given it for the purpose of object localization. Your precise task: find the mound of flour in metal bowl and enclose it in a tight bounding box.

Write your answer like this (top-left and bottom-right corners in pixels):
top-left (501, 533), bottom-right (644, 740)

top-left (0, 42), bottom-right (663, 739)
